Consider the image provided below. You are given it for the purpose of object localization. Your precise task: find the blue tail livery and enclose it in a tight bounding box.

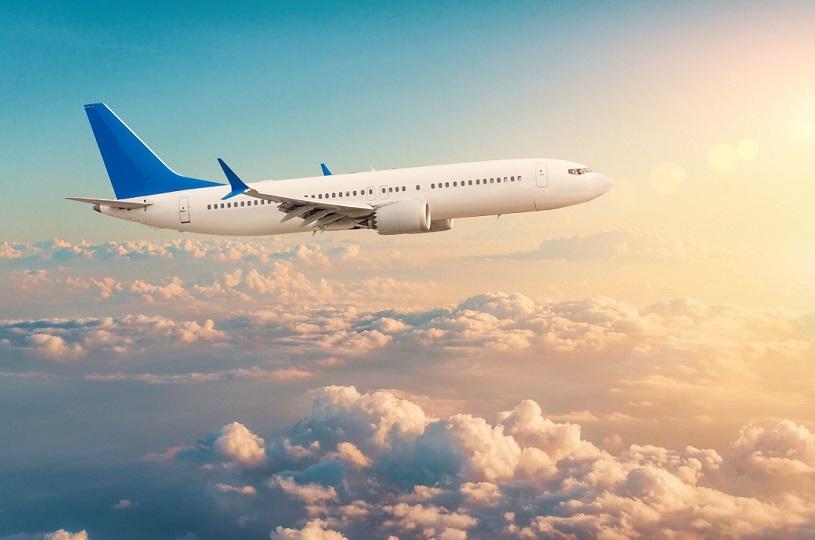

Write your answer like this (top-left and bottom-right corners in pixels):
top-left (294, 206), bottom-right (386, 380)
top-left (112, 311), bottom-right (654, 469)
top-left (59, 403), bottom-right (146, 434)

top-left (84, 103), bottom-right (220, 199)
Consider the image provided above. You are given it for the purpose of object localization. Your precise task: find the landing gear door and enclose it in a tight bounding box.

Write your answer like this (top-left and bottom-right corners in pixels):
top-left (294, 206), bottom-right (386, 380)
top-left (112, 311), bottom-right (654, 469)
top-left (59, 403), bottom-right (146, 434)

top-left (179, 197), bottom-right (190, 224)
top-left (536, 163), bottom-right (548, 188)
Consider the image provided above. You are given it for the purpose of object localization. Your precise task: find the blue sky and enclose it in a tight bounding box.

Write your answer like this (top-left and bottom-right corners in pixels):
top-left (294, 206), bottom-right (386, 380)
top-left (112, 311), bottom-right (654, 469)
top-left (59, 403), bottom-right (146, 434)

top-left (2, 2), bottom-right (815, 539)
top-left (6, 0), bottom-right (805, 240)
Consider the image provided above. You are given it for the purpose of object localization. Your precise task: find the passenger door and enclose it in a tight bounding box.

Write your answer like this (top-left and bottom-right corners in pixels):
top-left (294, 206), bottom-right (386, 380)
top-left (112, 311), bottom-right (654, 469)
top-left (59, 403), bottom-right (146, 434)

top-left (179, 197), bottom-right (190, 224)
top-left (536, 163), bottom-right (548, 188)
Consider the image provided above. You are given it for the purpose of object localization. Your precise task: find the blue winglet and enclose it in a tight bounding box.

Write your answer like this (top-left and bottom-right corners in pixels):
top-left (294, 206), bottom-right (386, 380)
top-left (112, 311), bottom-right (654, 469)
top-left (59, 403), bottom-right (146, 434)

top-left (218, 158), bottom-right (250, 200)
top-left (321, 163), bottom-right (332, 176)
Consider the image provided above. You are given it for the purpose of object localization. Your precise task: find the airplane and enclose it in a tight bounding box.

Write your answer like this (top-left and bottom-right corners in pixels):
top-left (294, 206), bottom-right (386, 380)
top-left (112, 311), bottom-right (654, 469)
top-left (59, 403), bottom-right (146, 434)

top-left (68, 103), bottom-right (614, 236)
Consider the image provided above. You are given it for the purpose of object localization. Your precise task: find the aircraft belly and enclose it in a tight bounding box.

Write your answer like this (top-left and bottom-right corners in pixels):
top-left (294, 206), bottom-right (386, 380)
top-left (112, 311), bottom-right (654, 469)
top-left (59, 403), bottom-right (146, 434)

top-left (431, 196), bottom-right (534, 219)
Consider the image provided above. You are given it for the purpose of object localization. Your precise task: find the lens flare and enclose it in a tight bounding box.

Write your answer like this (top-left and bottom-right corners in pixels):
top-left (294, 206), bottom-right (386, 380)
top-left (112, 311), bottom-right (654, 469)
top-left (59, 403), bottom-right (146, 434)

top-left (708, 143), bottom-right (737, 174)
top-left (736, 138), bottom-right (759, 161)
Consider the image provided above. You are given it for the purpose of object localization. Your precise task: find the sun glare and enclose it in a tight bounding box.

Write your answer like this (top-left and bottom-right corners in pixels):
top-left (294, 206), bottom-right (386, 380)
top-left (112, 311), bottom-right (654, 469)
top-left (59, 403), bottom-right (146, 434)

top-left (707, 143), bottom-right (738, 174)
top-left (736, 138), bottom-right (759, 161)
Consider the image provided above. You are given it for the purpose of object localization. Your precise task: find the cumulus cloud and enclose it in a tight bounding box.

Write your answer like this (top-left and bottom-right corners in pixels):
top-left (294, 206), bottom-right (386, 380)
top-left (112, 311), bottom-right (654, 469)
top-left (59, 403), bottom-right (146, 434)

top-left (270, 519), bottom-right (348, 540)
top-left (174, 386), bottom-right (815, 539)
top-left (1, 315), bottom-right (227, 362)
top-left (212, 422), bottom-right (268, 468)
top-left (734, 420), bottom-right (815, 477)
top-left (45, 532), bottom-right (89, 540)
top-left (23, 333), bottom-right (83, 361)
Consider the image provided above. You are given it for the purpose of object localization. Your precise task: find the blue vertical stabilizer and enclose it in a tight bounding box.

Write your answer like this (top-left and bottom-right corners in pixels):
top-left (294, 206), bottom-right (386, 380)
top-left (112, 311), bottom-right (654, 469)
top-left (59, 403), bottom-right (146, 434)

top-left (84, 104), bottom-right (221, 199)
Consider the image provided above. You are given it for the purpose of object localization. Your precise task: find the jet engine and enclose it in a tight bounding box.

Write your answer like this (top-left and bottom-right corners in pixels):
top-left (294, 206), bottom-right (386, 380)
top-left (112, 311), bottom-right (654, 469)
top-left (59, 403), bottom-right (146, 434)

top-left (429, 218), bottom-right (454, 232)
top-left (370, 200), bottom-right (431, 235)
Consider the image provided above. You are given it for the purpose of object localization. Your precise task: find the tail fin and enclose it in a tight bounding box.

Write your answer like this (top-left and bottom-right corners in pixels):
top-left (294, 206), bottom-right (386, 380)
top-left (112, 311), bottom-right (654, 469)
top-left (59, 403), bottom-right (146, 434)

top-left (84, 103), bottom-right (220, 199)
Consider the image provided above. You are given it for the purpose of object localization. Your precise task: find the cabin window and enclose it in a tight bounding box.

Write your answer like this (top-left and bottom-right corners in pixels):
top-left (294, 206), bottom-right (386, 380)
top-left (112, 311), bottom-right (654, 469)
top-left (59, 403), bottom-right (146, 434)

top-left (207, 204), bottom-right (211, 210)
top-left (445, 182), bottom-right (450, 188)
top-left (431, 183), bottom-right (435, 189)
top-left (382, 187), bottom-right (386, 193)
top-left (416, 185), bottom-right (420, 190)
top-left (319, 194), bottom-right (323, 199)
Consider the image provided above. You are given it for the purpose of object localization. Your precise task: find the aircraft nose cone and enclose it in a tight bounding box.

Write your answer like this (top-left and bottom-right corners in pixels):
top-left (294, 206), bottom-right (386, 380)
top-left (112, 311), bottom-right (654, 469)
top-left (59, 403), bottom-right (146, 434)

top-left (595, 174), bottom-right (615, 196)
top-left (589, 173), bottom-right (614, 197)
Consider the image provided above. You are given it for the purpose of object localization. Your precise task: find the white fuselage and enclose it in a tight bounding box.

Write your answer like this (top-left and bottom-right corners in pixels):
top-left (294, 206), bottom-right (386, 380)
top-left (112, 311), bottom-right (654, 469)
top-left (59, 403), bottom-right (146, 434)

top-left (100, 158), bottom-right (613, 235)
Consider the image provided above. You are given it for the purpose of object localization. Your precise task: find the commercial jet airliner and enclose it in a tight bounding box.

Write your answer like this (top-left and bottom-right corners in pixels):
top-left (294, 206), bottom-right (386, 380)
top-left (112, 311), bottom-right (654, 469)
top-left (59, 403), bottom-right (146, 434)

top-left (68, 104), bottom-right (614, 236)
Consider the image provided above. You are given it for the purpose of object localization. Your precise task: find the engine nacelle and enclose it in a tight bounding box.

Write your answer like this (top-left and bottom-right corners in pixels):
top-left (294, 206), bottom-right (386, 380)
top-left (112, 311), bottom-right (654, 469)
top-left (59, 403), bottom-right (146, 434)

top-left (371, 200), bottom-right (431, 235)
top-left (429, 218), bottom-right (454, 232)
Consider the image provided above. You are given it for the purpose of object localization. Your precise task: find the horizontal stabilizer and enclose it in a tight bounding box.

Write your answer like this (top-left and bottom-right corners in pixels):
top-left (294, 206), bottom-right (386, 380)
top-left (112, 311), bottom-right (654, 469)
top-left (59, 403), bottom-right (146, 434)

top-left (66, 197), bottom-right (152, 210)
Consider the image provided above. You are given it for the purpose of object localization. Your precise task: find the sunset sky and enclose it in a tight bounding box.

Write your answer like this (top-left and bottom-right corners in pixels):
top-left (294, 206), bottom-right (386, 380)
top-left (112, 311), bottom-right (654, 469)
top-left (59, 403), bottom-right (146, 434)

top-left (1, 2), bottom-right (814, 539)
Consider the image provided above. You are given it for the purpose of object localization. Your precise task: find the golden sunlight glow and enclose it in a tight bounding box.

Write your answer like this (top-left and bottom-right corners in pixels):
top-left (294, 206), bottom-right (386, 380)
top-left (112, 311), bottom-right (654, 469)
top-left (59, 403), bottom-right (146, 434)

top-left (648, 162), bottom-right (685, 195)
top-left (788, 118), bottom-right (814, 143)
top-left (707, 143), bottom-right (738, 174)
top-left (787, 98), bottom-right (815, 143)
top-left (736, 138), bottom-right (759, 161)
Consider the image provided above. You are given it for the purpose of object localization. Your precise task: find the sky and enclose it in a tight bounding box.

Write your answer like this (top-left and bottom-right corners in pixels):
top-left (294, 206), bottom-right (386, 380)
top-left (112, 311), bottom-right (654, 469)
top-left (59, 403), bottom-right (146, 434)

top-left (1, 1), bottom-right (814, 539)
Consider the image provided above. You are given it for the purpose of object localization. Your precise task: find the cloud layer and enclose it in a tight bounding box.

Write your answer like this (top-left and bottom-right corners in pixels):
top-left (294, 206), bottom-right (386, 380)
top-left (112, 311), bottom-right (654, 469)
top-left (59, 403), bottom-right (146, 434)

top-left (171, 386), bottom-right (815, 539)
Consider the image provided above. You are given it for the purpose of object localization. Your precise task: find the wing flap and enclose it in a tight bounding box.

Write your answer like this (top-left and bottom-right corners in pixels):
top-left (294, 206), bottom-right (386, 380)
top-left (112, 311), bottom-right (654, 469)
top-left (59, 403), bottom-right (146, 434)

top-left (216, 158), bottom-right (374, 229)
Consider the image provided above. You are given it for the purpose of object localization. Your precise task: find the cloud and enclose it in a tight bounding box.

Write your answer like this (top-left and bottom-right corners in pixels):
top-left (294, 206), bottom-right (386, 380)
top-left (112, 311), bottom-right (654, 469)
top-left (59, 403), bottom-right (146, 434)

top-left (46, 532), bottom-right (89, 540)
top-left (270, 520), bottom-right (348, 540)
top-left (0, 533), bottom-right (90, 540)
top-left (734, 420), bottom-right (815, 476)
top-left (214, 483), bottom-right (257, 496)
top-left (0, 241), bottom-right (24, 259)
top-left (24, 333), bottom-right (84, 361)
top-left (1, 315), bottom-right (228, 361)
top-left (110, 499), bottom-right (133, 510)
top-left (173, 386), bottom-right (815, 539)
top-left (212, 422), bottom-right (268, 469)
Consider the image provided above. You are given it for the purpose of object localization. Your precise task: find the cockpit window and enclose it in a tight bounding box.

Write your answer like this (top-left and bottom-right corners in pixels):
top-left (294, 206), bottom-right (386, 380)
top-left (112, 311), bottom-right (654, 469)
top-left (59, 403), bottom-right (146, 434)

top-left (568, 168), bottom-right (592, 175)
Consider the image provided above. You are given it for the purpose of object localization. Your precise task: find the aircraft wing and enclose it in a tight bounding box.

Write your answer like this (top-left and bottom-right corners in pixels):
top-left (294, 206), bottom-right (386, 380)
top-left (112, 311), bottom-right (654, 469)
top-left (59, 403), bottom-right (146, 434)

top-left (66, 197), bottom-right (152, 210)
top-left (217, 158), bottom-right (375, 230)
